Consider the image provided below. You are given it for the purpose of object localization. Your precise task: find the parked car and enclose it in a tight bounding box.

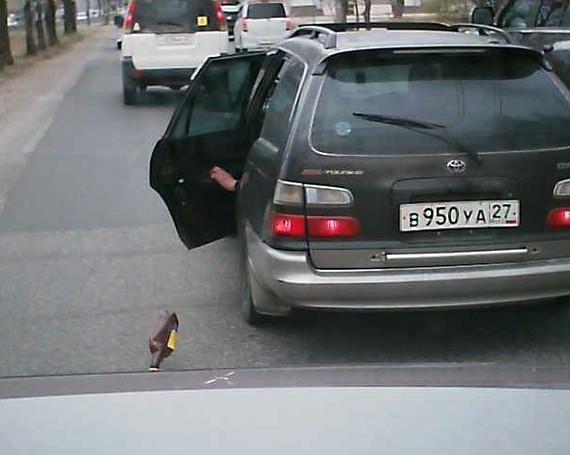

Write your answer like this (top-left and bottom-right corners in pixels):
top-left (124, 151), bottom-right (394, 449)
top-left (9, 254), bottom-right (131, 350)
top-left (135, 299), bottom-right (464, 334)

top-left (470, 0), bottom-right (570, 87)
top-left (121, 0), bottom-right (229, 105)
top-left (221, 0), bottom-right (242, 40)
top-left (150, 22), bottom-right (570, 324)
top-left (234, 1), bottom-right (292, 51)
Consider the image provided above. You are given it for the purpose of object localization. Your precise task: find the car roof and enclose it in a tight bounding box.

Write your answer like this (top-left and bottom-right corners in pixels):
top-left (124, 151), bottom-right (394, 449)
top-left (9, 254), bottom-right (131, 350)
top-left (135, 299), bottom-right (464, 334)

top-left (277, 26), bottom-right (541, 71)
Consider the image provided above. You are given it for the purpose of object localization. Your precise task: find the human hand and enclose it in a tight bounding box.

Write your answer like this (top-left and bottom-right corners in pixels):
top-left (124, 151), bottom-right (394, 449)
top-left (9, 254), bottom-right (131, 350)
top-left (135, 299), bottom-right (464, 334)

top-left (210, 166), bottom-right (238, 192)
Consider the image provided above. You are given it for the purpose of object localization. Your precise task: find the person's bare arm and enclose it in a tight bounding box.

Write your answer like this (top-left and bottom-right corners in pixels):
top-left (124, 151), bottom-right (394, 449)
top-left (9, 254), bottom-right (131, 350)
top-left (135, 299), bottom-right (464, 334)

top-left (210, 166), bottom-right (239, 192)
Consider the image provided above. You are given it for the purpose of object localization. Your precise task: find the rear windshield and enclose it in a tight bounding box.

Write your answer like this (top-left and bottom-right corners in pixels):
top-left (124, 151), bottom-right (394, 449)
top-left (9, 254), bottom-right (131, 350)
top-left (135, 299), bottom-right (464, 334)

top-left (134, 0), bottom-right (219, 33)
top-left (247, 3), bottom-right (286, 18)
top-left (311, 50), bottom-right (570, 155)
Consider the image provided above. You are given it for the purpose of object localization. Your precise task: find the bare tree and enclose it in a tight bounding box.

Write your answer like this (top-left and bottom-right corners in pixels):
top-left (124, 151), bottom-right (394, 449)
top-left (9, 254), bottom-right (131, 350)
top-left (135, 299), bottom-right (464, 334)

top-left (24, 0), bottom-right (37, 55)
top-left (363, 0), bottom-right (371, 25)
top-left (334, 0), bottom-right (348, 22)
top-left (391, 0), bottom-right (404, 18)
top-left (0, 0), bottom-right (14, 69)
top-left (35, 1), bottom-right (47, 50)
top-left (63, 0), bottom-right (77, 34)
top-left (44, 0), bottom-right (59, 46)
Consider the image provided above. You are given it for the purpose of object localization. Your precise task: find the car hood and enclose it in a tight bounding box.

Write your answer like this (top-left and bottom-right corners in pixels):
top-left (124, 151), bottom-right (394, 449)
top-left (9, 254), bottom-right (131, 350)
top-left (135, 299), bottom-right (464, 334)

top-left (2, 364), bottom-right (570, 454)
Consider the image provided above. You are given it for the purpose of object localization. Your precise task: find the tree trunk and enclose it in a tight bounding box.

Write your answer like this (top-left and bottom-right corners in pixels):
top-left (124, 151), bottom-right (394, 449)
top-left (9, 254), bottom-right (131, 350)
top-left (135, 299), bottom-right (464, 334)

top-left (86, 0), bottom-right (91, 26)
top-left (45, 0), bottom-right (59, 46)
top-left (363, 0), bottom-right (371, 26)
top-left (391, 0), bottom-right (404, 18)
top-left (64, 0), bottom-right (77, 34)
top-left (24, 1), bottom-right (37, 56)
top-left (334, 0), bottom-right (348, 23)
top-left (0, 0), bottom-right (15, 68)
top-left (35, 1), bottom-right (47, 51)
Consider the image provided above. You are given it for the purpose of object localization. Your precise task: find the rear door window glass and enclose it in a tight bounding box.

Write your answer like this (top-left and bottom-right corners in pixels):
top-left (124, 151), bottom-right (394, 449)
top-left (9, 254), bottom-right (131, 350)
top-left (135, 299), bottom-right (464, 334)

top-left (247, 3), bottom-right (286, 18)
top-left (135, 0), bottom-right (219, 33)
top-left (260, 57), bottom-right (304, 150)
top-left (311, 50), bottom-right (570, 156)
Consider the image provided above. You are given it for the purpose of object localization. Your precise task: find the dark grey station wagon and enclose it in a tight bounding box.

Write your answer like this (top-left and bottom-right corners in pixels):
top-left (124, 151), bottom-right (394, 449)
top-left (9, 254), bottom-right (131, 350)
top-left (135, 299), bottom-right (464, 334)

top-left (150, 22), bottom-right (570, 324)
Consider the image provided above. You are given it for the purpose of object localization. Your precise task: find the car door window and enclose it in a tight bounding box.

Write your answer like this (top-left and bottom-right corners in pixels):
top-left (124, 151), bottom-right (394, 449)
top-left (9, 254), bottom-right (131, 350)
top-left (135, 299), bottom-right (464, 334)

top-left (259, 57), bottom-right (305, 150)
top-left (170, 57), bottom-right (262, 139)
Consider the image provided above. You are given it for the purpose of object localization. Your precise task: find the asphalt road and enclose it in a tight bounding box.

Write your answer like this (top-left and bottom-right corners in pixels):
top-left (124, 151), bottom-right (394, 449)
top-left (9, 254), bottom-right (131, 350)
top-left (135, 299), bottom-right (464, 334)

top-left (0, 28), bottom-right (569, 378)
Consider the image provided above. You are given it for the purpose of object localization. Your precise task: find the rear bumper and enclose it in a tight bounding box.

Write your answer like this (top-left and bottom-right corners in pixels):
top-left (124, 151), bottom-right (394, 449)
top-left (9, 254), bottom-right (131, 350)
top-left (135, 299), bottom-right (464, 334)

top-left (122, 57), bottom-right (194, 88)
top-left (246, 227), bottom-right (570, 312)
top-left (239, 33), bottom-right (285, 50)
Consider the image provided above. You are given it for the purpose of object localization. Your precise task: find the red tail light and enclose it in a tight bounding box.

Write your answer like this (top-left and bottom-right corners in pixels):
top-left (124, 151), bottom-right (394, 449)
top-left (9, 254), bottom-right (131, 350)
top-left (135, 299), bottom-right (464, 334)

top-left (124, 1), bottom-right (137, 30)
top-left (308, 216), bottom-right (360, 238)
top-left (242, 18), bottom-right (248, 32)
top-left (547, 208), bottom-right (570, 228)
top-left (270, 213), bottom-right (360, 238)
top-left (271, 213), bottom-right (306, 237)
top-left (213, 1), bottom-right (227, 31)
top-left (285, 18), bottom-right (292, 31)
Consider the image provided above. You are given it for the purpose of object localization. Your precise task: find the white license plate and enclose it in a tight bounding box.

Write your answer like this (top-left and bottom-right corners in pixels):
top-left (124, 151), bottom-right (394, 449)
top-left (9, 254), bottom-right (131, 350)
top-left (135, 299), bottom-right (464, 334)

top-left (400, 200), bottom-right (520, 232)
top-left (156, 35), bottom-right (195, 46)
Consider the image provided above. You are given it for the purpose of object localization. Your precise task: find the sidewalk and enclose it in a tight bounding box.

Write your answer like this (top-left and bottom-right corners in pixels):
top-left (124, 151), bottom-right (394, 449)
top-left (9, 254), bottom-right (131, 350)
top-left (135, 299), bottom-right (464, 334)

top-left (0, 25), bottom-right (112, 215)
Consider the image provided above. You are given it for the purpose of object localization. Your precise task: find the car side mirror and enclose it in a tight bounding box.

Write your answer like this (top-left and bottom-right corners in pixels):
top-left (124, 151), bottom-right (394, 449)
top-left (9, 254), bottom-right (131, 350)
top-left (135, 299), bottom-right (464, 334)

top-left (470, 6), bottom-right (494, 26)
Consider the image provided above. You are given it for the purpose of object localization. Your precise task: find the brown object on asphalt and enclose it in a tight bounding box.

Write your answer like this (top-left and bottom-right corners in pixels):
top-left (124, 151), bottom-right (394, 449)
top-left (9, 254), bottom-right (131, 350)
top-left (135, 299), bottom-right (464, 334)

top-left (148, 311), bottom-right (179, 371)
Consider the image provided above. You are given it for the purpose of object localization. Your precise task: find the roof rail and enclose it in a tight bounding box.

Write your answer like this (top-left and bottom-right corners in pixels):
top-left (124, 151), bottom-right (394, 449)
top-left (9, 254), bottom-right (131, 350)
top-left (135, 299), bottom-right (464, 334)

top-left (290, 22), bottom-right (515, 49)
top-left (288, 25), bottom-right (338, 49)
top-left (450, 23), bottom-right (514, 44)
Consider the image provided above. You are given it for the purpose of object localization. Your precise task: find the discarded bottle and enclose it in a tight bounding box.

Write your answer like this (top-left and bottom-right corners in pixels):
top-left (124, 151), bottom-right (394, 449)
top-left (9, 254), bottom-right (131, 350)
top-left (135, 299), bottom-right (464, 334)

top-left (148, 311), bottom-right (179, 371)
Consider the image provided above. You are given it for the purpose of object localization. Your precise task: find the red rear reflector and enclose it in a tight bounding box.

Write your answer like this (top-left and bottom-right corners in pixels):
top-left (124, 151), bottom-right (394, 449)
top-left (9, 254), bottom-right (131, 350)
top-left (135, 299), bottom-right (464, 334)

top-left (213, 1), bottom-right (227, 30)
top-left (242, 18), bottom-right (248, 32)
top-left (285, 18), bottom-right (292, 30)
top-left (308, 216), bottom-right (360, 238)
top-left (124, 2), bottom-right (137, 30)
top-left (271, 213), bottom-right (306, 237)
top-left (134, 69), bottom-right (143, 78)
top-left (547, 208), bottom-right (570, 228)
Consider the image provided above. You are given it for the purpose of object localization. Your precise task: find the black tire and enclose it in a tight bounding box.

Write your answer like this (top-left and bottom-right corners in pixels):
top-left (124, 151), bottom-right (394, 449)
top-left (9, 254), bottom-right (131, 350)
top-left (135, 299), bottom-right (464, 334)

top-left (123, 81), bottom-right (137, 105)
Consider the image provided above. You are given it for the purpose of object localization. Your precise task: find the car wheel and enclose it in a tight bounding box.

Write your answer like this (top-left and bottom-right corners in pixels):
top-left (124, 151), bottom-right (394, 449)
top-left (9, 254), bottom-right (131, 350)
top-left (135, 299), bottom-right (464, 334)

top-left (123, 81), bottom-right (137, 105)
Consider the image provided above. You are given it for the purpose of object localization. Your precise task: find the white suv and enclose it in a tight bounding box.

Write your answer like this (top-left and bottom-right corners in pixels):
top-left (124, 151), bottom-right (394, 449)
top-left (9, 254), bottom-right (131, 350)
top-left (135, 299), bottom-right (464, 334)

top-left (121, 0), bottom-right (230, 104)
top-left (234, 1), bottom-right (292, 52)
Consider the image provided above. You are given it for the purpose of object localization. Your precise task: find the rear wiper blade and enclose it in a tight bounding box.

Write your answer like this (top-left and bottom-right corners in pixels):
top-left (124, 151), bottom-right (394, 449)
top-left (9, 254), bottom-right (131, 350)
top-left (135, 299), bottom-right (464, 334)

top-left (352, 112), bottom-right (445, 130)
top-left (352, 112), bottom-right (480, 162)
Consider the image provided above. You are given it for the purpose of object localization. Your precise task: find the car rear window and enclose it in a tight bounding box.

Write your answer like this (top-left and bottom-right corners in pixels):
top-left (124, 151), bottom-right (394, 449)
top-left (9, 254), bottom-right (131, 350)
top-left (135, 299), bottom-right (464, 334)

top-left (247, 2), bottom-right (286, 18)
top-left (311, 49), bottom-right (570, 155)
top-left (134, 0), bottom-right (219, 33)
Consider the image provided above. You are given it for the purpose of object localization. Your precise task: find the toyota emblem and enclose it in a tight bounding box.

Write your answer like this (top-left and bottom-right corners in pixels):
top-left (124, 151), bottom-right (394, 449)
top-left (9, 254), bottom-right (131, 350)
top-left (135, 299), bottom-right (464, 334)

top-left (447, 159), bottom-right (467, 174)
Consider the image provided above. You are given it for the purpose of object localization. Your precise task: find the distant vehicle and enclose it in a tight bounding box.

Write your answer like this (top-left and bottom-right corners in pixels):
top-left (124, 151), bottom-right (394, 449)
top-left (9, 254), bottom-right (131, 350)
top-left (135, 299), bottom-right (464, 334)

top-left (234, 1), bottom-right (292, 52)
top-left (221, 0), bottom-right (241, 40)
top-left (120, 0), bottom-right (229, 105)
top-left (7, 11), bottom-right (23, 27)
top-left (471, 0), bottom-right (570, 87)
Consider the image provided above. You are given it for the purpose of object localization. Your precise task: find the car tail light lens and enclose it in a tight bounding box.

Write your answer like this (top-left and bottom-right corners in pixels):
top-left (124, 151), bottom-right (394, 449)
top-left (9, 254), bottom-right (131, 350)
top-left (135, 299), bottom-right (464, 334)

top-left (305, 184), bottom-right (353, 207)
top-left (124, 2), bottom-right (136, 30)
top-left (547, 208), bottom-right (570, 228)
top-left (308, 216), bottom-right (360, 238)
top-left (285, 18), bottom-right (292, 31)
top-left (271, 213), bottom-right (306, 237)
top-left (554, 179), bottom-right (570, 198)
top-left (273, 181), bottom-right (304, 205)
top-left (270, 213), bottom-right (360, 238)
top-left (213, 1), bottom-right (227, 31)
top-left (242, 18), bottom-right (248, 32)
